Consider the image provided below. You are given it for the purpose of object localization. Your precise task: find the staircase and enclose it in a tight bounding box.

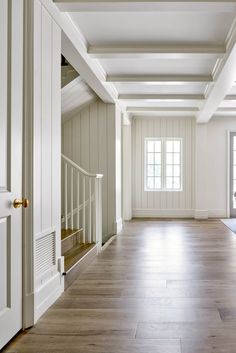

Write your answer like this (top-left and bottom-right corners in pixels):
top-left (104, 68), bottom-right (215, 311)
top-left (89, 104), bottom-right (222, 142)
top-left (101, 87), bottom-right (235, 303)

top-left (61, 154), bottom-right (103, 288)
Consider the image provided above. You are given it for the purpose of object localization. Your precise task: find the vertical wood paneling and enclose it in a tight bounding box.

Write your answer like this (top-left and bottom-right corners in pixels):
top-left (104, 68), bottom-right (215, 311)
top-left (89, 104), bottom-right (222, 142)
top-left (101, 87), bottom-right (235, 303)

top-left (41, 8), bottom-right (52, 231)
top-left (98, 102), bottom-right (108, 238)
top-left (132, 117), bottom-right (195, 216)
top-left (34, 0), bottom-right (42, 235)
top-left (131, 120), bottom-right (136, 208)
top-left (107, 104), bottom-right (116, 236)
top-left (0, 0), bottom-right (8, 190)
top-left (80, 107), bottom-right (90, 171)
top-left (72, 115), bottom-right (80, 165)
top-left (89, 101), bottom-right (98, 173)
top-left (51, 21), bottom-right (61, 260)
top-left (34, 5), bottom-right (61, 233)
top-left (63, 120), bottom-right (72, 158)
top-left (28, 0), bottom-right (63, 321)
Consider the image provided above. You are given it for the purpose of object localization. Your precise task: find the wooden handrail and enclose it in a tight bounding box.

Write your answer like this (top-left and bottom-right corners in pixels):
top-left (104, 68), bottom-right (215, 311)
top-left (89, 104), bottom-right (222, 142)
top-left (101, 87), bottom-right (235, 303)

top-left (61, 154), bottom-right (103, 179)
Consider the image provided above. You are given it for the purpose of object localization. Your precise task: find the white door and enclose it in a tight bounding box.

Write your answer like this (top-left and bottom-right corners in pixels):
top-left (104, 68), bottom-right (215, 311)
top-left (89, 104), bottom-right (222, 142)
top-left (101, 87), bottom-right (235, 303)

top-left (0, 0), bottom-right (24, 349)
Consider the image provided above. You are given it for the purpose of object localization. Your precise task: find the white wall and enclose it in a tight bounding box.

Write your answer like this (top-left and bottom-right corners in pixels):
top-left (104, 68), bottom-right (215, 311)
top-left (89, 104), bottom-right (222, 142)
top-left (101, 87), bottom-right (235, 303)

top-left (130, 116), bottom-right (236, 219)
top-left (24, 0), bottom-right (63, 326)
top-left (206, 117), bottom-right (236, 218)
top-left (132, 117), bottom-right (196, 217)
top-left (62, 99), bottom-right (122, 242)
top-left (195, 124), bottom-right (208, 219)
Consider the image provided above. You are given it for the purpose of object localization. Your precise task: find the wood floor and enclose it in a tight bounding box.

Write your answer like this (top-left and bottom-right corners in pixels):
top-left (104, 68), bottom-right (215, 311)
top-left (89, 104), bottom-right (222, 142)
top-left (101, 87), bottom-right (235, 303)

top-left (4, 219), bottom-right (236, 353)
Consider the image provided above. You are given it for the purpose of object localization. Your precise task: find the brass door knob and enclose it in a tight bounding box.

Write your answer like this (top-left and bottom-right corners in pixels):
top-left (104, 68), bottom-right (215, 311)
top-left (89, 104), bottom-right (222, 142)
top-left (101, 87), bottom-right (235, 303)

top-left (13, 198), bottom-right (29, 209)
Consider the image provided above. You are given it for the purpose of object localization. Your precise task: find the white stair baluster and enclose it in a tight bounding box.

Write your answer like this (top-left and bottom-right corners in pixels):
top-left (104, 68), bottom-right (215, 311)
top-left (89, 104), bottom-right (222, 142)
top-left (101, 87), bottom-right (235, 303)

top-left (64, 163), bottom-right (68, 230)
top-left (83, 176), bottom-right (86, 243)
top-left (88, 178), bottom-right (92, 243)
top-left (77, 172), bottom-right (80, 230)
top-left (71, 167), bottom-right (73, 230)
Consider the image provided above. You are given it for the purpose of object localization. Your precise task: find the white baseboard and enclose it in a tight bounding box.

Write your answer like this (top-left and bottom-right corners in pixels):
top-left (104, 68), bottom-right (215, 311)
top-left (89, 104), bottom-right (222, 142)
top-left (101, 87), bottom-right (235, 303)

top-left (132, 209), bottom-right (194, 218)
top-left (194, 209), bottom-right (209, 220)
top-left (132, 208), bottom-right (227, 220)
top-left (208, 209), bottom-right (227, 218)
top-left (114, 218), bottom-right (123, 234)
top-left (34, 272), bottom-right (63, 323)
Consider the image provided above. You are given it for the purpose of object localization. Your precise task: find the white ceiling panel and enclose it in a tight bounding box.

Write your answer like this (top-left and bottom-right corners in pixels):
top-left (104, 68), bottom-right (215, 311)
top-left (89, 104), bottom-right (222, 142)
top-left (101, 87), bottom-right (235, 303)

top-left (114, 82), bottom-right (208, 95)
top-left (99, 58), bottom-right (217, 76)
top-left (219, 100), bottom-right (236, 108)
top-left (121, 99), bottom-right (204, 109)
top-left (70, 12), bottom-right (234, 46)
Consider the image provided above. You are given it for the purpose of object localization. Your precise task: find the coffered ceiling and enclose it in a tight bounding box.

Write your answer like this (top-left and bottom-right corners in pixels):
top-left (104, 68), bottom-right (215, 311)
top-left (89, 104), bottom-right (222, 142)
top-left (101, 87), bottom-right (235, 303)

top-left (55, 0), bottom-right (236, 122)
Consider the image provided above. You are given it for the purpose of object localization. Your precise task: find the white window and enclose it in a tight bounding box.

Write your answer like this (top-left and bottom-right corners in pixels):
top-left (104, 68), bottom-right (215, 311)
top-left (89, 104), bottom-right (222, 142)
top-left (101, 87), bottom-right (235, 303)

top-left (145, 138), bottom-right (182, 191)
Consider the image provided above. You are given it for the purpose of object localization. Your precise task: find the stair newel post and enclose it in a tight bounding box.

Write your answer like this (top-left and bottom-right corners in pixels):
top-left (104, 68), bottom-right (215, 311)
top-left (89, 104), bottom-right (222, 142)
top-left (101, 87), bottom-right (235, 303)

top-left (65, 162), bottom-right (68, 230)
top-left (88, 178), bottom-right (92, 244)
top-left (71, 167), bottom-right (74, 230)
top-left (77, 172), bottom-right (80, 230)
top-left (82, 175), bottom-right (86, 243)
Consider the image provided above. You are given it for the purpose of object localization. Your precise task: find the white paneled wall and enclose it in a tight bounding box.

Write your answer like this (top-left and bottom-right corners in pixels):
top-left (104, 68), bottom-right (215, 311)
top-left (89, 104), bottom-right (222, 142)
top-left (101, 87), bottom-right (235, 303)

top-left (62, 100), bottom-right (122, 242)
top-left (207, 117), bottom-right (236, 218)
top-left (24, 0), bottom-right (63, 325)
top-left (132, 117), bottom-right (195, 217)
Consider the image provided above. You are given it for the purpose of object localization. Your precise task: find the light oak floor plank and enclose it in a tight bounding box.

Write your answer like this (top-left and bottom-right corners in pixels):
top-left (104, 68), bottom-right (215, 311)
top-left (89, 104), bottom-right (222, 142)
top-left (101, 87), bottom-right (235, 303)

top-left (4, 219), bottom-right (236, 352)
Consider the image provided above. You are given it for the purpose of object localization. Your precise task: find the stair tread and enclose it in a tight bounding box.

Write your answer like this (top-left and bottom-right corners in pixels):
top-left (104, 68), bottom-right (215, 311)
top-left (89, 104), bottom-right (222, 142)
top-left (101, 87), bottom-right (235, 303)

top-left (61, 228), bottom-right (81, 241)
top-left (64, 242), bottom-right (96, 272)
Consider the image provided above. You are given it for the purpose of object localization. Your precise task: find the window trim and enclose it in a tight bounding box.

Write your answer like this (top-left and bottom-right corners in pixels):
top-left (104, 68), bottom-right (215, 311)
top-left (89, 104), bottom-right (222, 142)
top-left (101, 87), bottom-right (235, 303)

top-left (144, 137), bottom-right (183, 192)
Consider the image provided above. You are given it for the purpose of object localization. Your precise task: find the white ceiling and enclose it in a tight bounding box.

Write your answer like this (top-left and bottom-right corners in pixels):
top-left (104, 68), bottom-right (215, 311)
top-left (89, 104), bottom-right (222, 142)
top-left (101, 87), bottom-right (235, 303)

top-left (70, 12), bottom-right (235, 45)
top-left (55, 0), bottom-right (236, 121)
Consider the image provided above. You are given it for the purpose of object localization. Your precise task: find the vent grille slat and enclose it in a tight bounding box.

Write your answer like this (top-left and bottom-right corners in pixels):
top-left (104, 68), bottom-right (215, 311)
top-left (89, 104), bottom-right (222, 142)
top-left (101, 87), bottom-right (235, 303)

top-left (35, 232), bottom-right (56, 277)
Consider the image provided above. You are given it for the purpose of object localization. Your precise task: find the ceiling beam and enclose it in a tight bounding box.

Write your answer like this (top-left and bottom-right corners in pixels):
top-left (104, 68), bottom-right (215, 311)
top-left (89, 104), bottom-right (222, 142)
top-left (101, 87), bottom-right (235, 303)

top-left (88, 45), bottom-right (225, 59)
top-left (197, 16), bottom-right (236, 122)
top-left (126, 107), bottom-right (199, 112)
top-left (107, 75), bottom-right (213, 84)
top-left (225, 94), bottom-right (236, 100)
top-left (197, 51), bottom-right (236, 121)
top-left (217, 107), bottom-right (236, 111)
top-left (40, 0), bottom-right (118, 103)
top-left (119, 94), bottom-right (205, 100)
top-left (54, 1), bottom-right (236, 13)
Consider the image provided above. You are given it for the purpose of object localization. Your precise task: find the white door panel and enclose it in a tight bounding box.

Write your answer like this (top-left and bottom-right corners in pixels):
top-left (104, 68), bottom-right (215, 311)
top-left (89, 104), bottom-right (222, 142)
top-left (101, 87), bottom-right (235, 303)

top-left (0, 0), bottom-right (23, 349)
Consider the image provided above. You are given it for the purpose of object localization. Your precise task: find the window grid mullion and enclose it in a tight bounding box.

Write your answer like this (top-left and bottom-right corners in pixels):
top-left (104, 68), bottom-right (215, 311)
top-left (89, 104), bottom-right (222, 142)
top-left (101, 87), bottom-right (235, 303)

top-left (145, 138), bottom-right (182, 191)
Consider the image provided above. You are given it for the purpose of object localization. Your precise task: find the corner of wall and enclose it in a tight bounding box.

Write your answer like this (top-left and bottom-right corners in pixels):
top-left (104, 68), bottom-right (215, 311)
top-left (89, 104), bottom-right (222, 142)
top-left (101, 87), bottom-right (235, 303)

top-left (114, 218), bottom-right (123, 234)
top-left (194, 209), bottom-right (209, 220)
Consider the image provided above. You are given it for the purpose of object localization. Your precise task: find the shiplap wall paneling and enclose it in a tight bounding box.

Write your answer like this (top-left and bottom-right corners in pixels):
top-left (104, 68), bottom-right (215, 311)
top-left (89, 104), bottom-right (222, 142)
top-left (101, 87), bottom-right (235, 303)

top-left (25, 0), bottom-right (63, 323)
top-left (123, 124), bottom-right (132, 220)
top-left (132, 117), bottom-right (195, 217)
top-left (62, 100), bottom-right (121, 242)
top-left (207, 117), bottom-right (236, 218)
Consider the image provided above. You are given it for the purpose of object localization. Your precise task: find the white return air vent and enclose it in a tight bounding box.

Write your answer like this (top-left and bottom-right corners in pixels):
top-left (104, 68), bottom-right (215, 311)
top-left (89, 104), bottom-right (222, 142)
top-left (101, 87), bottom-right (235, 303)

top-left (35, 232), bottom-right (56, 278)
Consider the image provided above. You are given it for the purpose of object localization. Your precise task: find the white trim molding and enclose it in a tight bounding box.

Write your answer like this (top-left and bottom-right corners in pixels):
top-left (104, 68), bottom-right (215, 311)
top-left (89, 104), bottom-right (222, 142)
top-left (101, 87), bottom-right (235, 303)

top-left (208, 209), bottom-right (227, 218)
top-left (34, 271), bottom-right (64, 323)
top-left (194, 209), bottom-right (209, 220)
top-left (133, 209), bottom-right (194, 218)
top-left (114, 218), bottom-right (123, 234)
